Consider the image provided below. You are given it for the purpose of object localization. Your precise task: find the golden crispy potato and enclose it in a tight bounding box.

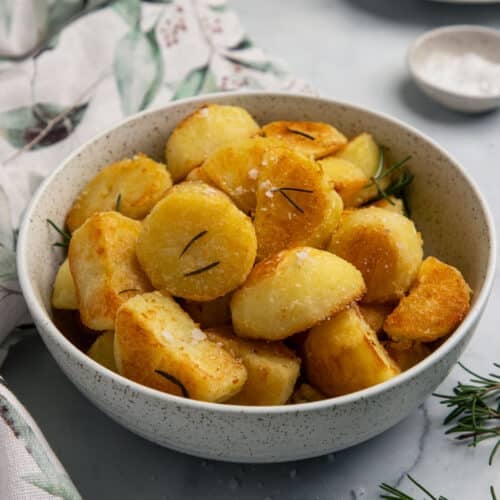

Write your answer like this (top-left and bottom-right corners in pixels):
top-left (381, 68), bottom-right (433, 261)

top-left (290, 383), bottom-right (325, 404)
top-left (51, 259), bottom-right (78, 310)
top-left (115, 292), bottom-right (247, 402)
top-left (335, 132), bottom-right (379, 178)
top-left (205, 327), bottom-right (300, 406)
top-left (383, 339), bottom-right (431, 371)
top-left (180, 294), bottom-right (232, 329)
top-left (201, 137), bottom-right (277, 214)
top-left (358, 303), bottom-right (394, 335)
top-left (87, 331), bottom-right (117, 372)
top-left (137, 181), bottom-right (257, 301)
top-left (328, 207), bottom-right (423, 303)
top-left (384, 257), bottom-right (471, 342)
top-left (318, 156), bottom-right (369, 208)
top-left (185, 166), bottom-right (214, 184)
top-left (254, 146), bottom-right (343, 260)
top-left (231, 247), bottom-right (366, 340)
top-left (66, 154), bottom-right (171, 232)
top-left (165, 104), bottom-right (260, 182)
top-left (304, 306), bottom-right (400, 396)
top-left (261, 120), bottom-right (347, 159)
top-left (370, 196), bottom-right (405, 215)
top-left (68, 212), bottom-right (151, 330)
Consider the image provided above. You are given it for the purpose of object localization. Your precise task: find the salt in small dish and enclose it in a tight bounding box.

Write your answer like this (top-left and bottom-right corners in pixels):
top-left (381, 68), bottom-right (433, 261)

top-left (408, 25), bottom-right (500, 113)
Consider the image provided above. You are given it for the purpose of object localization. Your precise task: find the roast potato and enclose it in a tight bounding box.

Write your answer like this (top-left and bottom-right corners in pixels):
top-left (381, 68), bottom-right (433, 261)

top-left (165, 104), bottom-right (260, 182)
top-left (291, 383), bottom-right (325, 404)
top-left (370, 196), bottom-right (405, 215)
top-left (304, 305), bottom-right (400, 396)
top-left (231, 247), bottom-right (366, 340)
top-left (205, 327), bottom-right (300, 406)
top-left (68, 212), bottom-right (151, 330)
top-left (87, 331), bottom-right (117, 372)
top-left (261, 120), bottom-right (347, 159)
top-left (254, 146), bottom-right (343, 260)
top-left (328, 207), bottom-right (423, 303)
top-left (201, 137), bottom-right (277, 213)
top-left (384, 257), bottom-right (471, 342)
top-left (66, 153), bottom-right (171, 232)
top-left (115, 292), bottom-right (247, 402)
top-left (318, 156), bottom-right (369, 208)
top-left (358, 303), bottom-right (394, 335)
top-left (383, 339), bottom-right (431, 371)
top-left (181, 294), bottom-right (232, 329)
top-left (136, 181), bottom-right (257, 301)
top-left (51, 259), bottom-right (78, 310)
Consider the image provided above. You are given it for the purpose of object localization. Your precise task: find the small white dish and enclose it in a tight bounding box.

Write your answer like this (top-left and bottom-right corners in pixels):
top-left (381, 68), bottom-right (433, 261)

top-left (408, 25), bottom-right (500, 113)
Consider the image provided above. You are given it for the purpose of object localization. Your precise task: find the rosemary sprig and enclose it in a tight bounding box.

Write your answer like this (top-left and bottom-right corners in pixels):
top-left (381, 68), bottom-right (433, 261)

top-left (118, 288), bottom-right (139, 295)
top-left (180, 230), bottom-right (208, 257)
top-left (155, 370), bottom-right (189, 398)
top-left (433, 362), bottom-right (500, 465)
top-left (183, 261), bottom-right (219, 277)
top-left (115, 193), bottom-right (122, 212)
top-left (47, 219), bottom-right (71, 248)
top-left (286, 127), bottom-right (315, 140)
top-left (379, 474), bottom-right (448, 500)
top-left (271, 187), bottom-right (314, 214)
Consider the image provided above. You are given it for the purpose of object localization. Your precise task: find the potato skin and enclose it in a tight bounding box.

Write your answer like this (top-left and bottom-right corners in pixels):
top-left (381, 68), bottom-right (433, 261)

top-left (261, 120), bottom-right (347, 159)
top-left (384, 257), bottom-right (471, 342)
top-left (231, 247), bottom-right (366, 340)
top-left (51, 259), bottom-right (78, 310)
top-left (114, 292), bottom-right (247, 402)
top-left (335, 132), bottom-right (379, 178)
top-left (137, 181), bottom-right (257, 301)
top-left (166, 104), bottom-right (260, 182)
top-left (68, 212), bottom-right (152, 330)
top-left (205, 327), bottom-right (300, 406)
top-left (66, 153), bottom-right (171, 232)
top-left (87, 331), bottom-right (117, 372)
top-left (254, 146), bottom-right (343, 260)
top-left (328, 207), bottom-right (423, 303)
top-left (304, 305), bottom-right (400, 397)
top-left (201, 137), bottom-right (277, 214)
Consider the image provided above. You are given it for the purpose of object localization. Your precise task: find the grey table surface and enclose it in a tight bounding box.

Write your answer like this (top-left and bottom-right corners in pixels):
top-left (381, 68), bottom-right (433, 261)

top-left (4, 1), bottom-right (500, 498)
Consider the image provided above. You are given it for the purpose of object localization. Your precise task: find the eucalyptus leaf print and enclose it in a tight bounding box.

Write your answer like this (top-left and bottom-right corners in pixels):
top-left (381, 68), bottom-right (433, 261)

top-left (0, 102), bottom-right (88, 151)
top-left (0, 0), bottom-right (14, 33)
top-left (0, 186), bottom-right (16, 284)
top-left (172, 64), bottom-right (217, 100)
top-left (114, 27), bottom-right (163, 115)
top-left (0, 390), bottom-right (81, 499)
top-left (113, 0), bottom-right (141, 29)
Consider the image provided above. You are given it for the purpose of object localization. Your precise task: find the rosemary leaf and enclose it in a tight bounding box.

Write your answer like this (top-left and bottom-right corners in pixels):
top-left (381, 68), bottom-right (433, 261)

top-left (118, 288), bottom-right (140, 295)
top-left (115, 193), bottom-right (122, 212)
top-left (270, 187), bottom-right (314, 214)
top-left (47, 219), bottom-right (71, 242)
top-left (180, 230), bottom-right (208, 257)
top-left (155, 370), bottom-right (189, 398)
top-left (183, 261), bottom-right (220, 277)
top-left (286, 127), bottom-right (315, 140)
top-left (53, 242), bottom-right (69, 248)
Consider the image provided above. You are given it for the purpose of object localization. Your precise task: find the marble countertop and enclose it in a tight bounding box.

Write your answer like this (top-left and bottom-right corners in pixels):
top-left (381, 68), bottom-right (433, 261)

top-left (4, 1), bottom-right (500, 498)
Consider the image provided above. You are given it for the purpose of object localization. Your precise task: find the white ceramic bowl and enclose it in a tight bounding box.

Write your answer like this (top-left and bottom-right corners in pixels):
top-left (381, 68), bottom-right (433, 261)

top-left (408, 25), bottom-right (500, 113)
top-left (17, 92), bottom-right (496, 463)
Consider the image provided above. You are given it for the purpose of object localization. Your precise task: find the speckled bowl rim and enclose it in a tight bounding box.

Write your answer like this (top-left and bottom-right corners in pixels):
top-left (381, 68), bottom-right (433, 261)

top-left (407, 25), bottom-right (500, 101)
top-left (17, 91), bottom-right (497, 414)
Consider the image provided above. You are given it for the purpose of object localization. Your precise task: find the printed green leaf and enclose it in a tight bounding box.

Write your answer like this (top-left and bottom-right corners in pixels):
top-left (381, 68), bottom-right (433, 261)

top-left (230, 37), bottom-right (253, 51)
top-left (112, 0), bottom-right (141, 29)
top-left (0, 187), bottom-right (13, 251)
top-left (172, 66), bottom-right (218, 100)
top-left (0, 102), bottom-right (88, 150)
top-left (46, 0), bottom-right (84, 33)
top-left (114, 28), bottom-right (163, 115)
top-left (0, 0), bottom-right (14, 34)
top-left (224, 48), bottom-right (272, 72)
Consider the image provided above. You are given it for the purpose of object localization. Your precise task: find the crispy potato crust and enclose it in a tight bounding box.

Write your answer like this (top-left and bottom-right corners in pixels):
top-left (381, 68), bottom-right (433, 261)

top-left (328, 207), bottom-right (423, 303)
top-left (87, 331), bottom-right (117, 372)
top-left (114, 292), bottom-right (247, 402)
top-left (358, 303), bottom-right (394, 335)
top-left (261, 120), bottom-right (347, 159)
top-left (137, 181), bottom-right (257, 301)
top-left (370, 196), bottom-right (405, 215)
top-left (165, 104), bottom-right (260, 182)
top-left (66, 153), bottom-right (171, 232)
top-left (383, 339), bottom-right (431, 371)
top-left (205, 326), bottom-right (300, 406)
top-left (68, 212), bottom-right (152, 330)
top-left (304, 305), bottom-right (400, 396)
top-left (51, 259), bottom-right (78, 310)
top-left (180, 294), bottom-right (232, 329)
top-left (254, 146), bottom-right (343, 260)
top-left (384, 256), bottom-right (472, 342)
top-left (231, 247), bottom-right (366, 340)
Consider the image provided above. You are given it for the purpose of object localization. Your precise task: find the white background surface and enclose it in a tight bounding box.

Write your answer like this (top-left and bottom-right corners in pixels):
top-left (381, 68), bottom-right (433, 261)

top-left (4, 0), bottom-right (500, 498)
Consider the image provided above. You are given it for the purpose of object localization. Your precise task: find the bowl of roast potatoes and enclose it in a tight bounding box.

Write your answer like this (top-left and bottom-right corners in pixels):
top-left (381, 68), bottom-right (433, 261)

top-left (18, 93), bottom-right (495, 462)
